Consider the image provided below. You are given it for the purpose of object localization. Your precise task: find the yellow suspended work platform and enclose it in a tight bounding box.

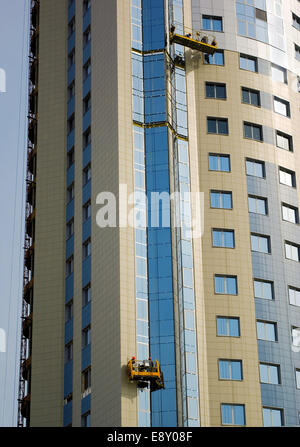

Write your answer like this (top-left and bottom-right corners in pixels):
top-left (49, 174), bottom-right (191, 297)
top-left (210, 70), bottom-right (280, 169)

top-left (127, 358), bottom-right (165, 392)
top-left (169, 24), bottom-right (218, 55)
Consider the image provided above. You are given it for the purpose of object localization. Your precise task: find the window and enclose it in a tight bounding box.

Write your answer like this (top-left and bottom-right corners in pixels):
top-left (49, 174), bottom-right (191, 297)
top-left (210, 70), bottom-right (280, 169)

top-left (296, 370), bottom-right (300, 389)
top-left (217, 317), bottom-right (240, 337)
top-left (65, 342), bottom-right (73, 363)
top-left (274, 96), bottom-right (290, 117)
top-left (83, 283), bottom-right (91, 307)
top-left (83, 164), bottom-right (91, 185)
top-left (67, 148), bottom-right (75, 168)
top-left (83, 200), bottom-right (91, 221)
top-left (260, 363), bottom-right (280, 385)
top-left (65, 301), bottom-right (73, 323)
top-left (207, 117), bottom-right (228, 134)
top-left (251, 234), bottom-right (270, 253)
top-left (248, 196), bottom-right (267, 215)
top-left (295, 43), bottom-right (300, 62)
top-left (68, 81), bottom-right (75, 101)
top-left (243, 122), bottom-right (263, 141)
top-left (240, 54), bottom-right (257, 72)
top-left (215, 275), bottom-right (238, 295)
top-left (221, 404), bottom-right (245, 426)
top-left (212, 229), bottom-right (235, 248)
top-left (219, 360), bottom-right (243, 381)
top-left (285, 241), bottom-right (300, 262)
top-left (83, 59), bottom-right (91, 80)
top-left (83, 93), bottom-right (91, 114)
top-left (246, 159), bottom-right (265, 178)
top-left (282, 203), bottom-right (299, 224)
top-left (82, 325), bottom-right (91, 348)
top-left (83, 238), bottom-right (91, 259)
top-left (271, 63), bottom-right (287, 84)
top-left (292, 327), bottom-right (300, 348)
top-left (66, 219), bottom-right (74, 239)
top-left (279, 167), bottom-right (296, 187)
top-left (204, 50), bottom-right (224, 65)
top-left (209, 154), bottom-right (230, 172)
top-left (83, 26), bottom-right (91, 47)
top-left (82, 367), bottom-right (91, 394)
top-left (288, 286), bottom-right (300, 307)
top-left (83, 127), bottom-right (91, 148)
top-left (202, 15), bottom-right (223, 32)
top-left (81, 411), bottom-right (91, 427)
top-left (210, 191), bottom-right (233, 209)
top-left (293, 12), bottom-right (300, 31)
top-left (67, 114), bottom-right (75, 134)
top-left (68, 18), bottom-right (75, 38)
top-left (242, 87), bottom-right (260, 106)
top-left (276, 131), bottom-right (293, 151)
top-left (257, 321), bottom-right (277, 342)
top-left (68, 50), bottom-right (75, 69)
top-left (205, 82), bottom-right (226, 99)
top-left (66, 257), bottom-right (74, 277)
top-left (236, 1), bottom-right (268, 42)
top-left (67, 183), bottom-right (74, 203)
top-left (254, 279), bottom-right (274, 300)
top-left (263, 408), bottom-right (283, 427)
top-left (83, 0), bottom-right (91, 15)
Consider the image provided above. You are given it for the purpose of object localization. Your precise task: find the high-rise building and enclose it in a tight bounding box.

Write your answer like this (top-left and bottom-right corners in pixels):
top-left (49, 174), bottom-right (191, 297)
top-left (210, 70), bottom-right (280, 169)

top-left (18, 0), bottom-right (300, 427)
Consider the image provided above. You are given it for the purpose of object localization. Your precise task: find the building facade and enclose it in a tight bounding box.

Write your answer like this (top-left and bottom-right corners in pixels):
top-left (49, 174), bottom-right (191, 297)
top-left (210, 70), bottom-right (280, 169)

top-left (18, 0), bottom-right (300, 427)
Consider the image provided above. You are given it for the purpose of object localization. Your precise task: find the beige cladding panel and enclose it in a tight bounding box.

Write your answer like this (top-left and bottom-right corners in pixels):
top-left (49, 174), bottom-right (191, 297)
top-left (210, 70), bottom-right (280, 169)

top-left (186, 49), bottom-right (265, 426)
top-left (91, 0), bottom-right (137, 427)
top-left (30, 0), bottom-right (68, 427)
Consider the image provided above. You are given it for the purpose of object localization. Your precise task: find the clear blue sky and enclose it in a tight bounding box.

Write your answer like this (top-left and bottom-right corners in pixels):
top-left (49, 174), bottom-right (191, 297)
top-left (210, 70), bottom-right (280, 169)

top-left (0, 0), bottom-right (29, 426)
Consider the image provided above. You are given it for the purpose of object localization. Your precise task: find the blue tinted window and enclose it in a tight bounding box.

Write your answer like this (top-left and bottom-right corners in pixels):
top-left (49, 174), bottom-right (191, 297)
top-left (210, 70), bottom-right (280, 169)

top-left (209, 154), bottom-right (230, 172)
top-left (213, 229), bottom-right (235, 248)
top-left (206, 83), bottom-right (226, 99)
top-left (254, 280), bottom-right (273, 300)
top-left (204, 50), bottom-right (224, 65)
top-left (217, 317), bottom-right (241, 337)
top-left (210, 191), bottom-right (233, 209)
top-left (263, 408), bottom-right (283, 427)
top-left (207, 118), bottom-right (228, 134)
top-left (244, 122), bottom-right (262, 140)
top-left (221, 404), bottom-right (245, 425)
top-left (202, 15), bottom-right (223, 32)
top-left (240, 54), bottom-right (257, 72)
top-left (215, 276), bottom-right (237, 295)
top-left (219, 360), bottom-right (242, 380)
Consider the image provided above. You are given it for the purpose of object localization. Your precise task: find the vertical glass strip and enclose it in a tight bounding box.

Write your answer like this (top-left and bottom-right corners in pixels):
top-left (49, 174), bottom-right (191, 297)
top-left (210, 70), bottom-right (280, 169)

top-left (169, 0), bottom-right (200, 427)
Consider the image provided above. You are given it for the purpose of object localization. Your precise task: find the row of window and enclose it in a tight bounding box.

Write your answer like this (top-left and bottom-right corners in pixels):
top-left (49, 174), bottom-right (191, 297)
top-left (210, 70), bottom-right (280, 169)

top-left (207, 117), bottom-right (294, 147)
top-left (221, 403), bottom-right (284, 427)
top-left (202, 9), bottom-right (300, 65)
top-left (65, 325), bottom-right (91, 362)
top-left (214, 273), bottom-right (300, 307)
top-left (211, 193), bottom-right (298, 223)
top-left (218, 359), bottom-right (300, 388)
top-left (217, 315), bottom-right (300, 347)
top-left (206, 82), bottom-right (291, 117)
top-left (212, 225), bottom-right (300, 261)
top-left (203, 10), bottom-right (300, 36)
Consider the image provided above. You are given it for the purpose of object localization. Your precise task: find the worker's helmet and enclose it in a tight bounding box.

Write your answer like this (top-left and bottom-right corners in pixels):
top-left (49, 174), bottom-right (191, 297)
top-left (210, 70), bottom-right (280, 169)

top-left (132, 356), bottom-right (136, 360)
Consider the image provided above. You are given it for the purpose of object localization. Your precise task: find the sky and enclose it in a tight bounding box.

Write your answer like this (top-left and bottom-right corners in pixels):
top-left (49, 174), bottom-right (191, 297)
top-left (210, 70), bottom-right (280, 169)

top-left (0, 0), bottom-right (29, 426)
